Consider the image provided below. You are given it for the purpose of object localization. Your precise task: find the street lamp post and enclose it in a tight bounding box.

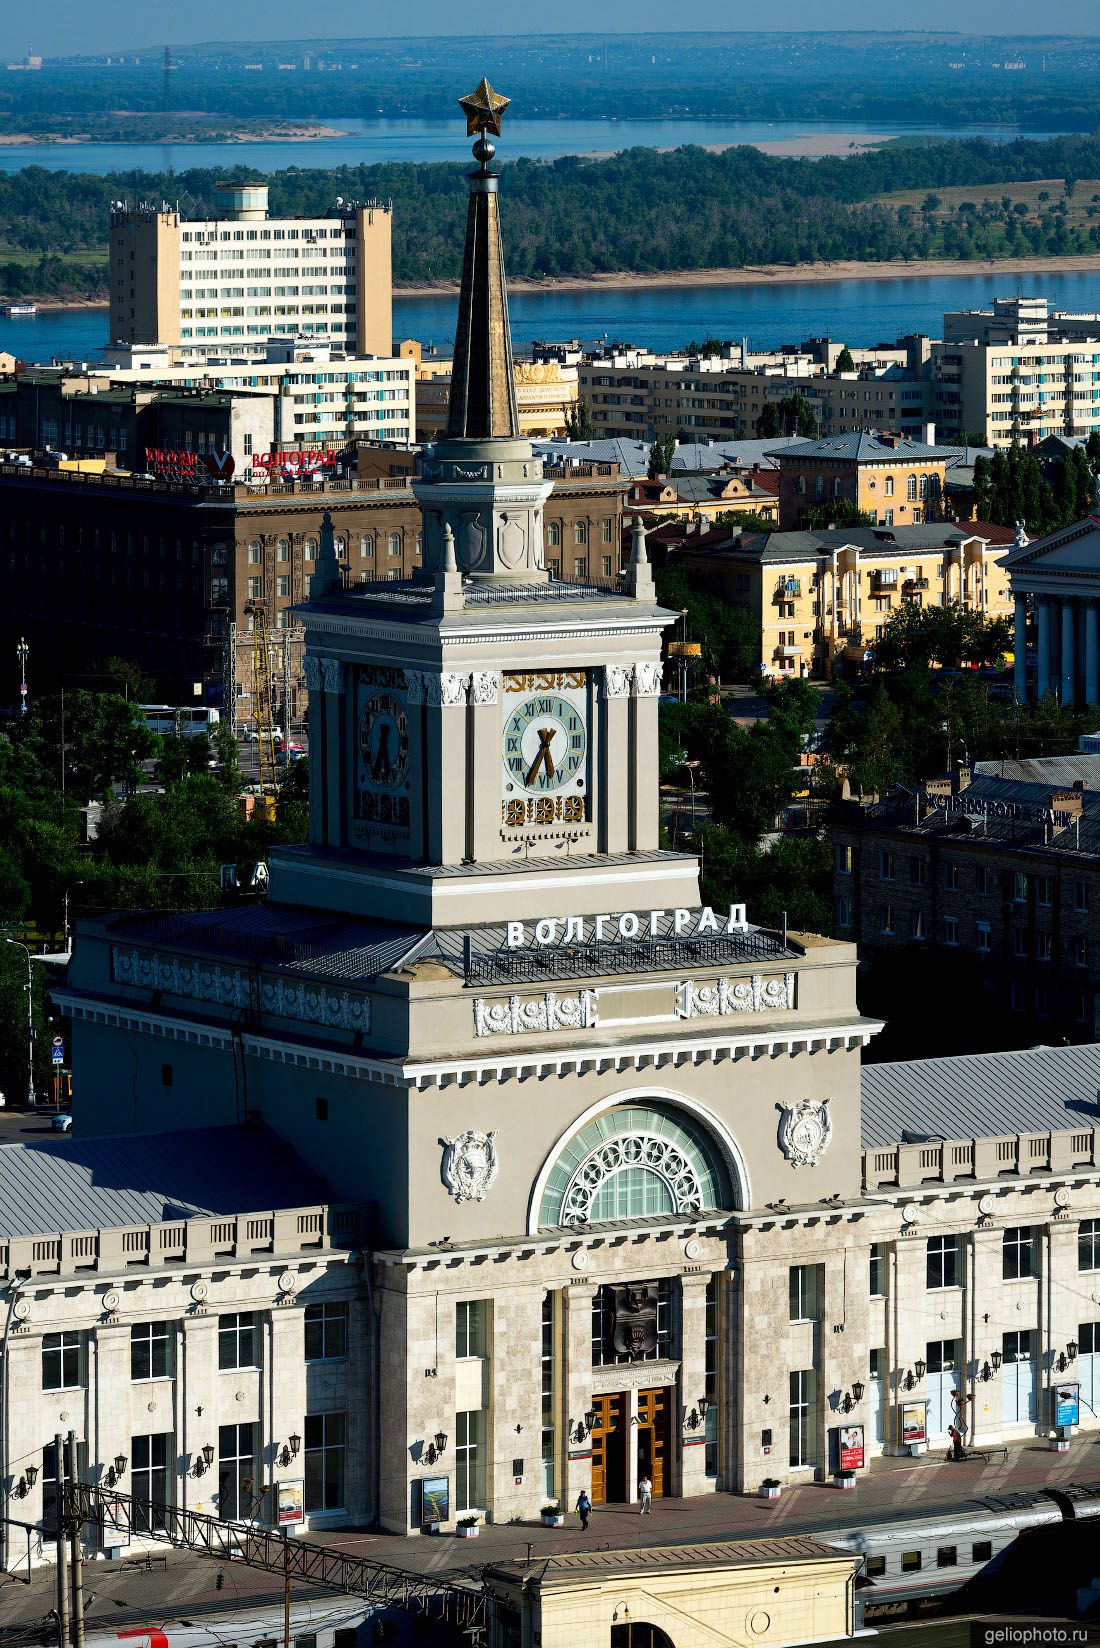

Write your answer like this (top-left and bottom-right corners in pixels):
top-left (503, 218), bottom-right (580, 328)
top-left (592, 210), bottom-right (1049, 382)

top-left (4, 939), bottom-right (35, 1111)
top-left (62, 882), bottom-right (85, 951)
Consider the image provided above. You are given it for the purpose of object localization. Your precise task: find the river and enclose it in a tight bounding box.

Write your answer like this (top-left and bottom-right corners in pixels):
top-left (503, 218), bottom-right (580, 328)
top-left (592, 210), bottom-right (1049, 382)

top-left (0, 115), bottom-right (1070, 175)
top-left (8, 268), bottom-right (1100, 367)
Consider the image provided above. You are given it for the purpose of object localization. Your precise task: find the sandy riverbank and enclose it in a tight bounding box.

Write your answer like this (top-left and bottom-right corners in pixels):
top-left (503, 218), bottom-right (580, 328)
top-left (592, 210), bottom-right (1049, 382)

top-left (396, 252), bottom-right (1100, 298)
top-left (587, 131), bottom-right (895, 161)
top-left (0, 123), bottom-right (346, 146)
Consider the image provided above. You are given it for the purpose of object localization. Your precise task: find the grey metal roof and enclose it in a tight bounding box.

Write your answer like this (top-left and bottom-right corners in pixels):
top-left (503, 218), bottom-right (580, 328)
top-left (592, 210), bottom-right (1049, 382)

top-left (681, 522), bottom-right (981, 566)
top-left (861, 1043), bottom-right (1100, 1150)
top-left (974, 754), bottom-right (1100, 787)
top-left (532, 437), bottom-right (651, 477)
top-left (0, 1125), bottom-right (334, 1238)
top-left (858, 770), bottom-right (1100, 856)
top-left (767, 432), bottom-right (951, 462)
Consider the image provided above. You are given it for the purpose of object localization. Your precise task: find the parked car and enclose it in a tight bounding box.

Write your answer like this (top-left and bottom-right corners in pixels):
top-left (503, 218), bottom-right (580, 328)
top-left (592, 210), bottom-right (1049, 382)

top-left (242, 726), bottom-right (284, 744)
top-left (51, 1112), bottom-right (73, 1134)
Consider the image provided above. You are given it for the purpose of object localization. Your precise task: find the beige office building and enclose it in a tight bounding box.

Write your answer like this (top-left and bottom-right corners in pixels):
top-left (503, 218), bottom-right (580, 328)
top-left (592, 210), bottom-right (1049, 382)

top-left (109, 181), bottom-right (392, 356)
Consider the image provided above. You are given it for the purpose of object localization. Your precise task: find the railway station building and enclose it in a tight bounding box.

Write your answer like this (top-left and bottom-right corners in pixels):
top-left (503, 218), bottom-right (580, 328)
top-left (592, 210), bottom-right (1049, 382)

top-left (25, 86), bottom-right (1100, 1554)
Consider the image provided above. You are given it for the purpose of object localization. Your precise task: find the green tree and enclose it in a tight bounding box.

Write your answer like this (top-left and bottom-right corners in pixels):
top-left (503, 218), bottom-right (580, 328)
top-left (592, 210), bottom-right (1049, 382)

top-left (648, 433), bottom-right (676, 478)
top-left (564, 397), bottom-right (595, 440)
top-left (834, 346), bottom-right (855, 373)
top-left (19, 692), bottom-right (156, 802)
top-left (801, 500), bottom-right (875, 531)
top-left (654, 566), bottom-right (759, 681)
top-left (870, 602), bottom-right (1012, 673)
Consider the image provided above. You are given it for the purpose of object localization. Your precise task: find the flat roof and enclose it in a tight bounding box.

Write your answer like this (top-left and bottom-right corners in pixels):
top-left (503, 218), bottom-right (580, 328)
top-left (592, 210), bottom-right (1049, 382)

top-left (486, 1534), bottom-right (846, 1583)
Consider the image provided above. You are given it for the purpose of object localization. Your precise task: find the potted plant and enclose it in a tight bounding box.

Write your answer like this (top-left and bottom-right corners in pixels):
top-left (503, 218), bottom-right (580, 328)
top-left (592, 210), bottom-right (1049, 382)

top-left (760, 1477), bottom-right (781, 1501)
top-left (834, 1468), bottom-right (858, 1490)
top-left (541, 1502), bottom-right (565, 1527)
top-left (456, 1514), bottom-right (480, 1538)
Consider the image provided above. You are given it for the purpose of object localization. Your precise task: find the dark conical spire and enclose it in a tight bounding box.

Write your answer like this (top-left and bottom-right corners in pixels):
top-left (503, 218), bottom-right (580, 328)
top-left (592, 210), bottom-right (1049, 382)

top-left (446, 80), bottom-right (520, 442)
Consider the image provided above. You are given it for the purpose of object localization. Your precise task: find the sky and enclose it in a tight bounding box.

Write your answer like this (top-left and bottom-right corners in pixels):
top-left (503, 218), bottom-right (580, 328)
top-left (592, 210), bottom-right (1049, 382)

top-left (25, 3), bottom-right (1100, 57)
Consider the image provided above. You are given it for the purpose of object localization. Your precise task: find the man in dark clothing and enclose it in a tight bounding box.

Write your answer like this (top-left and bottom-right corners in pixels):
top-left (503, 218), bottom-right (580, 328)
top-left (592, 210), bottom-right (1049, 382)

top-left (575, 1489), bottom-right (591, 1530)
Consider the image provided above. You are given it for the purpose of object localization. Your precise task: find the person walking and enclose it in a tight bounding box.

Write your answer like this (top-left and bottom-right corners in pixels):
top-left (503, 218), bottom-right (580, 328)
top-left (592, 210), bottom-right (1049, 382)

top-left (639, 1474), bottom-right (653, 1514)
top-left (575, 1489), bottom-right (591, 1531)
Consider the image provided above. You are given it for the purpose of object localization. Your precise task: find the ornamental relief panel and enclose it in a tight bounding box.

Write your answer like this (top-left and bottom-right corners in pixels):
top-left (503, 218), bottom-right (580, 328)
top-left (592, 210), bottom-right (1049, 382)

top-left (111, 946), bottom-right (371, 1034)
top-left (473, 990), bottom-right (598, 1037)
top-left (676, 972), bottom-right (796, 1019)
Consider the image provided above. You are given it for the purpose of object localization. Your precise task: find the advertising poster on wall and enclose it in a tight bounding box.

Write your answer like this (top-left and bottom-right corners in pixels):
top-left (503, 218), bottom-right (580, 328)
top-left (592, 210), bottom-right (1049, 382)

top-left (277, 1480), bottom-right (304, 1526)
top-left (1054, 1383), bottom-right (1080, 1427)
top-left (421, 1476), bottom-right (450, 1525)
top-left (839, 1424), bottom-right (865, 1471)
top-left (901, 1402), bottom-right (927, 1447)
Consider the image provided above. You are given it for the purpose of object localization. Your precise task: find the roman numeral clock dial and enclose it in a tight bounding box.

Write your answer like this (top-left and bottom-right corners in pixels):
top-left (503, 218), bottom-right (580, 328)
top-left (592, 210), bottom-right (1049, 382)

top-left (501, 671), bottom-right (589, 832)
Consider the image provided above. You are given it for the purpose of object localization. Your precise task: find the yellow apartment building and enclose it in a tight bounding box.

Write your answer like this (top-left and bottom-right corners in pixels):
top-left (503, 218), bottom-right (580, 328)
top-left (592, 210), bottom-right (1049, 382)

top-left (677, 521), bottom-right (1015, 679)
top-left (771, 433), bottom-right (949, 531)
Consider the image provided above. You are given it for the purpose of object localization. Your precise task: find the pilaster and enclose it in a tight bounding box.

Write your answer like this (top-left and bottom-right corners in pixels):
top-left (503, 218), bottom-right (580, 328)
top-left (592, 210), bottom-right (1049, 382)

top-left (678, 1274), bottom-right (712, 1497)
top-left (562, 1281), bottom-right (595, 1510)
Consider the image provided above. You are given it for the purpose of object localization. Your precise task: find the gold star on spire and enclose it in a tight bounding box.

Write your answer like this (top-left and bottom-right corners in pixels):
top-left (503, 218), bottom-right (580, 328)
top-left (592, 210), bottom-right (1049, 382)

top-left (459, 78), bottom-right (510, 138)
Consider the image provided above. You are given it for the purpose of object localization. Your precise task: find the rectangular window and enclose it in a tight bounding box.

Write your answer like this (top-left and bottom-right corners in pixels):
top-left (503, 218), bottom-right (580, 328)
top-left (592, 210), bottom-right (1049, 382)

top-left (1074, 879), bottom-right (1089, 913)
top-left (1074, 935), bottom-right (1089, 968)
top-left (217, 1422), bottom-right (257, 1523)
top-left (976, 922), bottom-right (992, 952)
top-left (835, 844), bottom-right (852, 874)
top-left (131, 1432), bottom-right (172, 1532)
top-left (541, 1292), bottom-right (556, 1498)
top-left (937, 1547), bottom-right (958, 1568)
top-left (836, 895), bottom-right (852, 929)
top-left (42, 1439), bottom-right (86, 1539)
top-left (944, 862), bottom-right (960, 892)
top-left (218, 1312), bottom-right (258, 1371)
top-left (1013, 872), bottom-right (1029, 904)
top-left (973, 1541), bottom-right (993, 1563)
top-left (943, 914), bottom-right (959, 946)
top-left (788, 1369), bottom-right (817, 1469)
top-left (909, 855), bottom-right (928, 886)
top-left (42, 1333), bottom-right (84, 1391)
top-left (1036, 931), bottom-right (1052, 962)
top-left (304, 1411), bottom-right (346, 1512)
top-left (456, 1300), bottom-right (488, 1359)
top-left (880, 905), bottom-right (896, 936)
top-left (927, 1235), bottom-right (960, 1290)
top-left (926, 1338), bottom-right (958, 1374)
top-left (1003, 1227), bottom-right (1035, 1281)
top-left (789, 1264), bottom-right (820, 1322)
top-left (455, 1410), bottom-right (486, 1510)
top-left (1080, 1219), bottom-right (1100, 1273)
top-left (131, 1321), bottom-right (174, 1381)
top-left (1012, 926), bottom-right (1028, 958)
top-left (976, 866), bottom-right (992, 896)
top-left (879, 849), bottom-right (895, 881)
top-left (869, 1242), bottom-right (887, 1298)
top-left (1079, 1322), bottom-right (1100, 1355)
top-left (866, 1555), bottom-right (887, 1577)
top-left (910, 909), bottom-right (926, 941)
top-left (901, 1551), bottom-right (922, 1573)
top-left (304, 1301), bottom-right (348, 1361)
top-left (1036, 876), bottom-right (1053, 907)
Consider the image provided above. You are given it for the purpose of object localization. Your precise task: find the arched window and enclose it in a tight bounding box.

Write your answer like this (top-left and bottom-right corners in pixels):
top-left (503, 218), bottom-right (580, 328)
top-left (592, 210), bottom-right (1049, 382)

top-left (276, 539), bottom-right (290, 562)
top-left (573, 520), bottom-right (588, 545)
top-left (832, 477), bottom-right (842, 498)
top-left (388, 533), bottom-right (402, 559)
top-left (360, 535), bottom-right (375, 559)
top-left (304, 538), bottom-right (318, 562)
top-left (907, 474), bottom-right (917, 501)
top-left (247, 540), bottom-right (262, 565)
top-left (884, 475), bottom-right (894, 497)
top-left (919, 475), bottom-right (928, 499)
top-left (547, 521), bottom-right (561, 547)
top-left (538, 1104), bottom-right (731, 1229)
top-left (797, 476), bottom-right (806, 495)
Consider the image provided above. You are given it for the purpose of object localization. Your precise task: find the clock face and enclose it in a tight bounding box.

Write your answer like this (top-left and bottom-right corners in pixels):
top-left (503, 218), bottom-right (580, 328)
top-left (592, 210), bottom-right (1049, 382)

top-left (358, 691), bottom-right (409, 791)
top-left (501, 671), bottom-right (588, 830)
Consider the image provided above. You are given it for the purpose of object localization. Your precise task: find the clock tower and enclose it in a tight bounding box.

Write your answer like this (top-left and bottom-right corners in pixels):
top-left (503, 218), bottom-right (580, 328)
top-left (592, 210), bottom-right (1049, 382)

top-left (269, 82), bottom-right (692, 930)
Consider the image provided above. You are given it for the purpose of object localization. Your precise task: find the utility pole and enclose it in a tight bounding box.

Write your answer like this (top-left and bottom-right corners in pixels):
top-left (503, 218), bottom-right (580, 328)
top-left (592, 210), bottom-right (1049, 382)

top-left (66, 1432), bottom-right (85, 1648)
top-left (16, 636), bottom-right (29, 716)
top-left (283, 1530), bottom-right (291, 1648)
top-left (55, 1434), bottom-right (69, 1648)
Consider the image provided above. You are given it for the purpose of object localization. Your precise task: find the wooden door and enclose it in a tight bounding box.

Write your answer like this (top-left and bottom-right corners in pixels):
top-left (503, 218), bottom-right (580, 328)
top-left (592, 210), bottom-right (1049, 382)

top-left (637, 1387), bottom-right (670, 1498)
top-left (590, 1392), bottom-right (624, 1505)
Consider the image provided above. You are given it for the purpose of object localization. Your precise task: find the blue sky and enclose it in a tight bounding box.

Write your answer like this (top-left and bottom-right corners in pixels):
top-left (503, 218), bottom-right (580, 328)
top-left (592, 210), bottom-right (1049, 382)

top-left (26, 4), bottom-right (1100, 57)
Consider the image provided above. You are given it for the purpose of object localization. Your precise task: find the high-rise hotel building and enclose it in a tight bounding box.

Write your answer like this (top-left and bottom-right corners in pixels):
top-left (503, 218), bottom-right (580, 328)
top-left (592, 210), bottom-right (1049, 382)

top-left (109, 181), bottom-right (392, 356)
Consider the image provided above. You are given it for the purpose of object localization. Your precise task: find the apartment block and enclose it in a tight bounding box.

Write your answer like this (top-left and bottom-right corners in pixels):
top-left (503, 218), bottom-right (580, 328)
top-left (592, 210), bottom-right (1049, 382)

top-left (109, 181), bottom-right (392, 355)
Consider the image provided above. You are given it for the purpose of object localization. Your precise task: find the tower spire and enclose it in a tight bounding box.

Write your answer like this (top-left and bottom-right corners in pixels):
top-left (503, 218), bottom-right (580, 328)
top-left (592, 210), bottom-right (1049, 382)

top-left (447, 79), bottom-right (520, 442)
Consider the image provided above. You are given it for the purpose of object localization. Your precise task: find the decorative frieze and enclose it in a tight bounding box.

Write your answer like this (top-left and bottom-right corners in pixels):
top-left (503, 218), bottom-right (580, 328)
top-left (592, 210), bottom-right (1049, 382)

top-left (111, 947), bottom-right (371, 1034)
top-left (602, 662), bottom-right (664, 698)
top-left (634, 661), bottom-right (663, 697)
top-left (473, 990), bottom-right (598, 1037)
top-left (320, 658), bottom-right (343, 695)
top-left (677, 972), bottom-right (796, 1018)
top-left (469, 670), bottom-right (500, 706)
top-left (303, 656), bottom-right (322, 692)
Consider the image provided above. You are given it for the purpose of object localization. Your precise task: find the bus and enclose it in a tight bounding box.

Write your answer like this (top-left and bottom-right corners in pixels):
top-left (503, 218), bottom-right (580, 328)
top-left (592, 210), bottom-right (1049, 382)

top-left (141, 705), bottom-right (221, 739)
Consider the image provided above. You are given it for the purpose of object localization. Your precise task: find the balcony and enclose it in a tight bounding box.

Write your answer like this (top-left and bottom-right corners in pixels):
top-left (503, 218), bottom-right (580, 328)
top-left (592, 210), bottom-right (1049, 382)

top-left (775, 643), bottom-right (801, 658)
top-left (904, 577), bottom-right (930, 591)
top-left (774, 579), bottom-right (802, 601)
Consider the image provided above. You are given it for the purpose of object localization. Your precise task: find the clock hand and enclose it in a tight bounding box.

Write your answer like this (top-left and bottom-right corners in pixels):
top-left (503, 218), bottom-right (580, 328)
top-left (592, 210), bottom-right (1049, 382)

top-left (525, 726), bottom-right (556, 787)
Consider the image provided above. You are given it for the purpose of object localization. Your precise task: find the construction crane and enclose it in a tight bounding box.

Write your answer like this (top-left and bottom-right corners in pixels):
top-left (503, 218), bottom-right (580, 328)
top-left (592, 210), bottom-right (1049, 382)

top-left (246, 602), bottom-right (279, 821)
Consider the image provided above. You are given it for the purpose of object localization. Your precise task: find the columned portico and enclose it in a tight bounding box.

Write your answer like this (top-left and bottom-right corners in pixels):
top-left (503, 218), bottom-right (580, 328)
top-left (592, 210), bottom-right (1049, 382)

top-left (1005, 514), bottom-right (1100, 706)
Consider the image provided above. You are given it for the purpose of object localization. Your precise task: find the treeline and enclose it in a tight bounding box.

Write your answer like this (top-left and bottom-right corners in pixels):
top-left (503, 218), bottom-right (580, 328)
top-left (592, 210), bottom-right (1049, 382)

top-left (8, 134), bottom-right (1100, 295)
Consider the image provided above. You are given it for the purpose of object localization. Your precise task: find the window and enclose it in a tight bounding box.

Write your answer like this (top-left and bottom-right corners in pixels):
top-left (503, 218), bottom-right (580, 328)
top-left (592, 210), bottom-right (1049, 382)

top-left (1012, 872), bottom-right (1029, 904)
top-left (973, 1541), bottom-right (993, 1563)
top-left (976, 922), bottom-right (992, 952)
top-left (880, 906), bottom-right (896, 936)
top-left (247, 576), bottom-right (261, 599)
top-left (943, 915), bottom-right (959, 946)
top-left (359, 535), bottom-right (374, 560)
top-left (835, 844), bottom-right (852, 874)
top-left (546, 521), bottom-right (561, 547)
top-left (1080, 1219), bottom-right (1100, 1273)
top-left (910, 909), bottom-right (926, 941)
top-left (456, 1300), bottom-right (488, 1359)
top-left (1002, 1227), bottom-right (1035, 1281)
top-left (869, 1347), bottom-right (885, 1379)
top-left (943, 862), bottom-right (960, 892)
top-left (1036, 876), bottom-right (1053, 907)
top-left (789, 1264), bottom-right (820, 1322)
top-left (927, 1235), bottom-right (959, 1290)
top-left (1012, 926), bottom-right (1027, 958)
top-left (909, 855), bottom-right (928, 886)
top-left (836, 895), bottom-right (852, 929)
top-left (132, 1432), bottom-right (172, 1532)
top-left (866, 1555), bottom-right (887, 1577)
top-left (907, 475), bottom-right (917, 501)
top-left (42, 1439), bottom-right (86, 1538)
top-left (304, 538), bottom-right (317, 561)
top-left (879, 849), bottom-right (895, 881)
top-left (591, 1281), bottom-right (671, 1365)
top-left (1074, 879), bottom-right (1089, 913)
top-left (541, 1292), bottom-right (556, 1497)
top-left (276, 539), bottom-right (290, 562)
top-left (1036, 931), bottom-right (1052, 962)
top-left (455, 1410), bottom-right (486, 1509)
top-left (573, 558), bottom-right (588, 579)
top-left (1074, 935), bottom-right (1089, 968)
top-left (42, 1333), bottom-right (83, 1391)
top-left (387, 533), bottom-right (401, 559)
top-left (884, 476), bottom-right (895, 497)
top-left (304, 1301), bottom-right (348, 1361)
top-left (1079, 1322), bottom-right (1100, 1355)
top-left (218, 1312), bottom-right (258, 1370)
top-left (901, 1551), bottom-right (922, 1573)
top-left (573, 521), bottom-right (588, 545)
top-left (247, 542), bottom-right (262, 564)
top-left (869, 1242), bottom-right (887, 1298)
top-left (304, 1412), bottom-right (346, 1512)
top-left (789, 1370), bottom-right (816, 1468)
top-left (131, 1321), bottom-right (174, 1381)
top-left (937, 1547), bottom-right (958, 1568)
top-left (276, 576), bottom-right (290, 598)
top-left (217, 1422), bottom-right (257, 1523)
